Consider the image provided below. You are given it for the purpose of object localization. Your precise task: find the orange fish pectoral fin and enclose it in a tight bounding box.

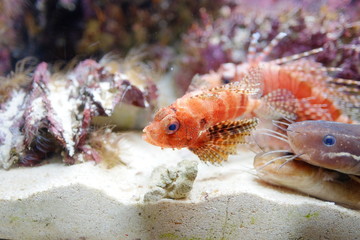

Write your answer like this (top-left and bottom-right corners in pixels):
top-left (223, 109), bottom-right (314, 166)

top-left (189, 144), bottom-right (237, 164)
top-left (189, 118), bottom-right (259, 164)
top-left (255, 89), bottom-right (298, 120)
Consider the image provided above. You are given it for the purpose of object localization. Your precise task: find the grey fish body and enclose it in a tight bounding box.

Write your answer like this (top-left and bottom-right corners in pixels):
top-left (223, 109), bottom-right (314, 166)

top-left (254, 151), bottom-right (360, 209)
top-left (287, 120), bottom-right (360, 175)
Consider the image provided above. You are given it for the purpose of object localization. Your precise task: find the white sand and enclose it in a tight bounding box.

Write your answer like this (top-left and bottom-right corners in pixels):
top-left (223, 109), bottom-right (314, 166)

top-left (0, 132), bottom-right (359, 240)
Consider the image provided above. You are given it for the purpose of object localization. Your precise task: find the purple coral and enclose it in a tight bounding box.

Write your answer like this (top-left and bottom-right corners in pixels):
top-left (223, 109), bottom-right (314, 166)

top-left (175, 2), bottom-right (360, 93)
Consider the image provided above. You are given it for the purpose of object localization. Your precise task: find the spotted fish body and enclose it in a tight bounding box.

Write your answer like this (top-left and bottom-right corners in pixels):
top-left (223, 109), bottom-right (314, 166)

top-left (287, 120), bottom-right (360, 175)
top-left (143, 68), bottom-right (261, 163)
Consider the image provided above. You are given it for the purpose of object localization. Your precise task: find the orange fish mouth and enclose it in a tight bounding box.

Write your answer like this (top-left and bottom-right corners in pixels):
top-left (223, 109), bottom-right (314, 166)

top-left (142, 126), bottom-right (158, 146)
top-left (143, 125), bottom-right (175, 148)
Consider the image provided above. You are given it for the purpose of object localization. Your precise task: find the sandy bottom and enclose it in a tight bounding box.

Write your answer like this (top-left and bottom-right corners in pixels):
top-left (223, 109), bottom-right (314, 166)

top-left (0, 132), bottom-right (359, 240)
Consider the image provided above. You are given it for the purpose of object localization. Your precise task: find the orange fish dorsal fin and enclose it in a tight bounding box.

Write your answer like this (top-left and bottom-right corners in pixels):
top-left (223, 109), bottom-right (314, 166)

top-left (189, 118), bottom-right (259, 164)
top-left (191, 66), bottom-right (263, 100)
top-left (186, 71), bottom-right (220, 93)
top-left (255, 89), bottom-right (298, 120)
top-left (186, 74), bottom-right (205, 93)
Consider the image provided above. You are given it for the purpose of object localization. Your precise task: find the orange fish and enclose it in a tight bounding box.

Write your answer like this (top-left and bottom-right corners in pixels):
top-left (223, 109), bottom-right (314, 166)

top-left (143, 67), bottom-right (263, 163)
top-left (190, 32), bottom-right (359, 123)
top-left (144, 33), bottom-right (359, 163)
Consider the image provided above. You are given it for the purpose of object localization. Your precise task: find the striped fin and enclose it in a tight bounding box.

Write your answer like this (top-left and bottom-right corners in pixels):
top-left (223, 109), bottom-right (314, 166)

top-left (283, 62), bottom-right (342, 74)
top-left (333, 98), bottom-right (360, 122)
top-left (189, 118), bottom-right (259, 163)
top-left (255, 89), bottom-right (298, 120)
top-left (327, 78), bottom-right (360, 95)
top-left (325, 78), bottom-right (360, 121)
top-left (270, 48), bottom-right (323, 65)
top-left (247, 32), bottom-right (261, 63)
top-left (186, 72), bottom-right (219, 93)
top-left (337, 86), bottom-right (360, 95)
top-left (192, 66), bottom-right (263, 99)
top-left (187, 74), bottom-right (204, 92)
top-left (256, 32), bottom-right (287, 62)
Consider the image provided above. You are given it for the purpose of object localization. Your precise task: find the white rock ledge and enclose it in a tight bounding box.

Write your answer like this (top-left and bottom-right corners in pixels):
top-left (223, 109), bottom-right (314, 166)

top-left (0, 132), bottom-right (359, 240)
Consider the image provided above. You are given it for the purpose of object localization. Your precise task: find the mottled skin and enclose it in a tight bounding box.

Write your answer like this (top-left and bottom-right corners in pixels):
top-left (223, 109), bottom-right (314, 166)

top-left (143, 86), bottom-right (253, 149)
top-left (142, 75), bottom-right (262, 163)
top-left (287, 120), bottom-right (360, 175)
top-left (254, 120), bottom-right (360, 209)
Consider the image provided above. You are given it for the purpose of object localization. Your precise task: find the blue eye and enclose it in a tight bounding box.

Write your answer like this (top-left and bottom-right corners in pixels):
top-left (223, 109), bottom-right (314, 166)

top-left (168, 124), bottom-right (177, 131)
top-left (165, 120), bottom-right (180, 134)
top-left (323, 135), bottom-right (336, 146)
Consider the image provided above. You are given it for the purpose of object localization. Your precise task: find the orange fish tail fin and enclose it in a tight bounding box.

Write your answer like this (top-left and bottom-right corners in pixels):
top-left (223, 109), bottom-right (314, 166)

top-left (189, 118), bottom-right (259, 164)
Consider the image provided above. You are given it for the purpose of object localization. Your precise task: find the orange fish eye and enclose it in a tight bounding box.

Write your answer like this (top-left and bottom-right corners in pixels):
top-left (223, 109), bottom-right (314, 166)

top-left (164, 118), bottom-right (180, 135)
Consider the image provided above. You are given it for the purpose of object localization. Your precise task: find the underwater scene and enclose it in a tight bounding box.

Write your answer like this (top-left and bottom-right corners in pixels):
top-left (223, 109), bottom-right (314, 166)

top-left (0, 0), bottom-right (359, 239)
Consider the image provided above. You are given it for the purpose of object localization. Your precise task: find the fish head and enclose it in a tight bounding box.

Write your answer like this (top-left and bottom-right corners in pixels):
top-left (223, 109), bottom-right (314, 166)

top-left (143, 106), bottom-right (199, 149)
top-left (287, 120), bottom-right (360, 174)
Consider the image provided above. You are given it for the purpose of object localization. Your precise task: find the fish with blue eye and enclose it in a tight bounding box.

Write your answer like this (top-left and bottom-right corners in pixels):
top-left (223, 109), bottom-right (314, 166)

top-left (254, 120), bottom-right (360, 209)
top-left (286, 120), bottom-right (360, 175)
top-left (167, 123), bottom-right (179, 133)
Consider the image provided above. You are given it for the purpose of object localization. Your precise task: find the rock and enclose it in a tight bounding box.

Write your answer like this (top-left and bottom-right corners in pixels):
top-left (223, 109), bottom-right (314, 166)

top-left (144, 160), bottom-right (198, 202)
